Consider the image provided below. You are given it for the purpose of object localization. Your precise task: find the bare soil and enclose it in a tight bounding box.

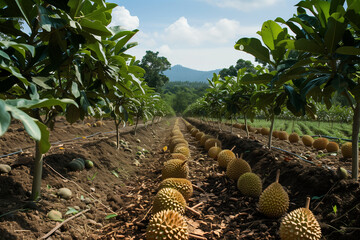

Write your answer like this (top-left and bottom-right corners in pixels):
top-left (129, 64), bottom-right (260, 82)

top-left (0, 117), bottom-right (359, 240)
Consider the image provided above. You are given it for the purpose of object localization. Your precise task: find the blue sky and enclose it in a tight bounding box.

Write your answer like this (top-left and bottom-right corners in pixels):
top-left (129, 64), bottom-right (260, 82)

top-left (109, 0), bottom-right (299, 70)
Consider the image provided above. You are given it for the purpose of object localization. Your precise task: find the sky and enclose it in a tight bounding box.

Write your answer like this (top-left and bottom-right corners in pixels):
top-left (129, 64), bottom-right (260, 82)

top-left (109, 0), bottom-right (299, 71)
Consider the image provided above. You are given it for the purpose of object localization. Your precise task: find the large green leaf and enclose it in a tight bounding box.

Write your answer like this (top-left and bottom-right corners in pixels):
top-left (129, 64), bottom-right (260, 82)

top-left (234, 38), bottom-right (270, 64)
top-left (5, 98), bottom-right (78, 111)
top-left (260, 20), bottom-right (283, 51)
top-left (0, 100), bottom-right (11, 136)
top-left (86, 41), bottom-right (107, 64)
top-left (324, 13), bottom-right (347, 53)
top-left (68, 0), bottom-right (85, 18)
top-left (0, 41), bottom-right (35, 58)
top-left (241, 73), bottom-right (273, 84)
top-left (281, 39), bottom-right (325, 55)
top-left (84, 2), bottom-right (117, 24)
top-left (114, 30), bottom-right (139, 55)
top-left (80, 18), bottom-right (112, 37)
top-left (14, 0), bottom-right (32, 26)
top-left (335, 46), bottom-right (360, 55)
top-left (35, 120), bottom-right (50, 154)
top-left (4, 104), bottom-right (41, 141)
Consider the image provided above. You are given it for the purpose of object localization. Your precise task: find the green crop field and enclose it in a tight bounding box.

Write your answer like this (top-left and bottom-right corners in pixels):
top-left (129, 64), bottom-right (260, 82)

top-left (244, 119), bottom-right (354, 141)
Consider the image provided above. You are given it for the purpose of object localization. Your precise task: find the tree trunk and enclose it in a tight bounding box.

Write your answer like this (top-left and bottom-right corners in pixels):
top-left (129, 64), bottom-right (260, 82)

top-left (268, 116), bottom-right (275, 149)
top-left (351, 102), bottom-right (360, 180)
top-left (31, 141), bottom-right (43, 201)
top-left (134, 116), bottom-right (140, 135)
top-left (114, 118), bottom-right (120, 150)
top-left (230, 117), bottom-right (233, 134)
top-left (244, 115), bottom-right (249, 138)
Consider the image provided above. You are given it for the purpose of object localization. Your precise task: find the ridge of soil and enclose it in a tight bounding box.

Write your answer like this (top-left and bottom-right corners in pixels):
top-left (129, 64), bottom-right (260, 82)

top-left (0, 117), bottom-right (359, 239)
top-left (185, 117), bottom-right (360, 240)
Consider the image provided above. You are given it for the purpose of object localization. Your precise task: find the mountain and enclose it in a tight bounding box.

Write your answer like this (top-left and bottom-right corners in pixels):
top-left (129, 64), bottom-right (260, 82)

top-left (164, 64), bottom-right (221, 82)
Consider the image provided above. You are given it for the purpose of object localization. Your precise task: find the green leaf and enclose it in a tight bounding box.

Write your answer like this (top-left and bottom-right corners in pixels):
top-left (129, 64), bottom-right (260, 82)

top-left (260, 20), bottom-right (283, 50)
top-left (324, 14), bottom-right (347, 54)
top-left (86, 41), bottom-right (107, 64)
top-left (14, 0), bottom-right (32, 27)
top-left (4, 104), bottom-right (41, 141)
top-left (0, 41), bottom-right (35, 58)
top-left (0, 100), bottom-right (11, 136)
top-left (65, 207), bottom-right (79, 215)
top-left (35, 120), bottom-right (50, 154)
top-left (5, 98), bottom-right (78, 111)
top-left (241, 73), bottom-right (273, 84)
top-left (282, 39), bottom-right (325, 55)
top-left (80, 18), bottom-right (112, 37)
top-left (335, 46), bottom-right (360, 55)
top-left (68, 0), bottom-right (85, 18)
top-left (105, 214), bottom-right (117, 219)
top-left (234, 38), bottom-right (270, 64)
top-left (111, 170), bottom-right (119, 178)
top-left (0, 62), bottom-right (28, 84)
top-left (114, 30), bottom-right (139, 55)
top-left (32, 77), bottom-right (52, 89)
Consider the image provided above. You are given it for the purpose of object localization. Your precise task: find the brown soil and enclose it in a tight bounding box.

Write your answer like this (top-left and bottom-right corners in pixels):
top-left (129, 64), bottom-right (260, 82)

top-left (0, 117), bottom-right (359, 239)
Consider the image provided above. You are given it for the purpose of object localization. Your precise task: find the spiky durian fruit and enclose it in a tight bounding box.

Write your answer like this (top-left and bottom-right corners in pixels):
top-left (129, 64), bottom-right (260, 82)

top-left (146, 209), bottom-right (188, 240)
top-left (226, 153), bottom-right (251, 181)
top-left (169, 138), bottom-right (188, 152)
top-left (341, 142), bottom-right (352, 158)
top-left (208, 145), bottom-right (222, 159)
top-left (217, 147), bottom-right (236, 168)
top-left (152, 188), bottom-right (186, 214)
top-left (162, 159), bottom-right (189, 180)
top-left (288, 132), bottom-right (300, 143)
top-left (302, 135), bottom-right (314, 147)
top-left (204, 138), bottom-right (222, 151)
top-left (279, 197), bottom-right (321, 240)
top-left (278, 131), bottom-right (289, 140)
top-left (261, 128), bottom-right (270, 136)
top-left (272, 130), bottom-right (279, 138)
top-left (159, 178), bottom-right (193, 201)
top-left (170, 153), bottom-right (188, 161)
top-left (313, 137), bottom-right (329, 150)
top-left (190, 128), bottom-right (199, 137)
top-left (173, 145), bottom-right (190, 158)
top-left (195, 132), bottom-right (205, 141)
top-left (200, 135), bottom-right (213, 146)
top-left (171, 130), bottom-right (183, 137)
top-left (326, 141), bottom-right (339, 152)
top-left (259, 170), bottom-right (289, 218)
top-left (237, 172), bottom-right (262, 197)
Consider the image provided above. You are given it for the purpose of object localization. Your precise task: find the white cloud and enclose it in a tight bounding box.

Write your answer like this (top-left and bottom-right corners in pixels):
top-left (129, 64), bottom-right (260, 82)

top-left (110, 6), bottom-right (139, 30)
top-left (200, 0), bottom-right (283, 11)
top-left (163, 17), bottom-right (259, 47)
top-left (158, 45), bottom-right (172, 55)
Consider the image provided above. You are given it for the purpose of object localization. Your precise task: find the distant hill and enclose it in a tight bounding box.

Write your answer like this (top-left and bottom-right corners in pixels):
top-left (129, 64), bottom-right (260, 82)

top-left (164, 64), bottom-right (221, 82)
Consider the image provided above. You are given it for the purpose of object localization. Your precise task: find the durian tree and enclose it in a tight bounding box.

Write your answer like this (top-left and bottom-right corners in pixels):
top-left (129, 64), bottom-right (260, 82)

top-left (276, 0), bottom-right (360, 179)
top-left (0, 0), bottom-right (158, 200)
top-left (235, 20), bottom-right (308, 148)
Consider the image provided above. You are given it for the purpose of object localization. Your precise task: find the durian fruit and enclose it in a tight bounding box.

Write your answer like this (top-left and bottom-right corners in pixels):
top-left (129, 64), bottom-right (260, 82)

top-left (146, 209), bottom-right (188, 240)
top-left (279, 197), bottom-right (321, 240)
top-left (208, 144), bottom-right (222, 159)
top-left (226, 153), bottom-right (251, 181)
top-left (341, 142), bottom-right (352, 158)
top-left (272, 130), bottom-right (279, 138)
top-left (278, 131), bottom-right (289, 140)
top-left (159, 178), bottom-right (193, 201)
top-left (258, 169), bottom-right (289, 218)
top-left (261, 127), bottom-right (270, 136)
top-left (190, 128), bottom-right (199, 137)
top-left (195, 132), bottom-right (205, 141)
top-left (152, 188), bottom-right (186, 214)
top-left (326, 141), bottom-right (339, 152)
top-left (162, 159), bottom-right (189, 179)
top-left (302, 135), bottom-right (314, 147)
top-left (174, 145), bottom-right (190, 158)
top-left (169, 138), bottom-right (188, 152)
top-left (313, 137), bottom-right (329, 150)
top-left (204, 138), bottom-right (222, 151)
top-left (217, 147), bottom-right (236, 168)
top-left (170, 153), bottom-right (188, 161)
top-left (200, 134), bottom-right (213, 146)
top-left (288, 132), bottom-right (300, 143)
top-left (237, 172), bottom-right (262, 197)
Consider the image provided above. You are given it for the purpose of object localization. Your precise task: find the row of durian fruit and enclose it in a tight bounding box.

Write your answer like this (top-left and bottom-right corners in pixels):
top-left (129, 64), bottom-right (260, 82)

top-left (183, 119), bottom-right (322, 240)
top-left (146, 118), bottom-right (193, 240)
top-left (235, 122), bottom-right (353, 158)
